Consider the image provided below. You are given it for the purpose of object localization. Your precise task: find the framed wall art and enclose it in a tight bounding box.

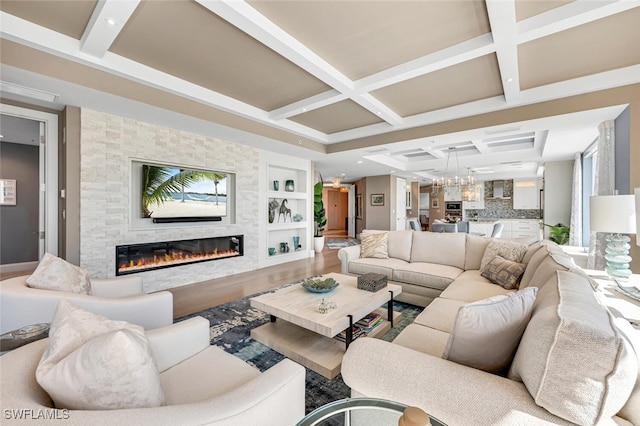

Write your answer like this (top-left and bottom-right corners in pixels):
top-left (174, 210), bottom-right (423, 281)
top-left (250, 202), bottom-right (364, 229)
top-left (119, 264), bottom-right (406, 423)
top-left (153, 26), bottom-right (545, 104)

top-left (0, 179), bottom-right (16, 205)
top-left (371, 194), bottom-right (384, 206)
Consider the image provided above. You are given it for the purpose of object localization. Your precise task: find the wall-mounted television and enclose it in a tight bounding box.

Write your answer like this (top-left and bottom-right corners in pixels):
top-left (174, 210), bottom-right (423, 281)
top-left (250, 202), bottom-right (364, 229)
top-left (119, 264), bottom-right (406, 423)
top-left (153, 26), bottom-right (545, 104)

top-left (132, 160), bottom-right (235, 224)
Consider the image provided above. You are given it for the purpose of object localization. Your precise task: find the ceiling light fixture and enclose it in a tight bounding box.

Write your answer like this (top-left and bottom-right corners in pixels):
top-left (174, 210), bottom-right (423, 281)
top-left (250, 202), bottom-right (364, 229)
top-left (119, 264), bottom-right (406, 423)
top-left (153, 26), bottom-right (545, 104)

top-left (0, 81), bottom-right (58, 103)
top-left (105, 18), bottom-right (117, 26)
top-left (332, 177), bottom-right (341, 188)
top-left (431, 148), bottom-right (481, 201)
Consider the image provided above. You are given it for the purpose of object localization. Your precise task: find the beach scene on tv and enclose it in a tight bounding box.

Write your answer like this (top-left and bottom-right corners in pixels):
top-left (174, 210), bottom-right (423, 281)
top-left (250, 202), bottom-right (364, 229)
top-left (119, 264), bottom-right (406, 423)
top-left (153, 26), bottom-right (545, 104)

top-left (141, 164), bottom-right (228, 218)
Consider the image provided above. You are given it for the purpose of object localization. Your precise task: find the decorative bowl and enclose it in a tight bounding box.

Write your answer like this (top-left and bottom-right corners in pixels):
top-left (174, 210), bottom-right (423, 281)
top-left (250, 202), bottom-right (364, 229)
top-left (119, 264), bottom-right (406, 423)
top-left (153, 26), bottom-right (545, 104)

top-left (301, 277), bottom-right (339, 293)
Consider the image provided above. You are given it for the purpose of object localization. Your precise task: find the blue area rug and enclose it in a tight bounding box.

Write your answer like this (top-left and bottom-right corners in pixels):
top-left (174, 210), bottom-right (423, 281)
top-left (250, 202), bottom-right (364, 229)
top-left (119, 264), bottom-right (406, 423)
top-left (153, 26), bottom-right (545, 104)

top-left (175, 283), bottom-right (420, 414)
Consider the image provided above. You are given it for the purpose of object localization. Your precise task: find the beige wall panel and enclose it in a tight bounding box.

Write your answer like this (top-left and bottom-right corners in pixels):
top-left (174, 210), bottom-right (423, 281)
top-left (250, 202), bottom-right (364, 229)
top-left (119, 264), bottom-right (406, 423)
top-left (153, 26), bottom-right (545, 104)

top-left (290, 100), bottom-right (383, 134)
top-left (0, 0), bottom-right (96, 39)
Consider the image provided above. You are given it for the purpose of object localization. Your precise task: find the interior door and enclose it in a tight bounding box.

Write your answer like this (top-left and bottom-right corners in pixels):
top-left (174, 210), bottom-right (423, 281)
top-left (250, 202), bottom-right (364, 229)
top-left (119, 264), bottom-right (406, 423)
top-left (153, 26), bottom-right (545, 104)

top-left (395, 178), bottom-right (406, 230)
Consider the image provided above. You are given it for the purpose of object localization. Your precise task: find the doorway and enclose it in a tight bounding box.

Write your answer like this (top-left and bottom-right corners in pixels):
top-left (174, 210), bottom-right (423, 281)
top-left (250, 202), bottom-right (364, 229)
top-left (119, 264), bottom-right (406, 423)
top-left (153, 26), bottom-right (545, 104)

top-left (324, 187), bottom-right (349, 237)
top-left (0, 104), bottom-right (58, 272)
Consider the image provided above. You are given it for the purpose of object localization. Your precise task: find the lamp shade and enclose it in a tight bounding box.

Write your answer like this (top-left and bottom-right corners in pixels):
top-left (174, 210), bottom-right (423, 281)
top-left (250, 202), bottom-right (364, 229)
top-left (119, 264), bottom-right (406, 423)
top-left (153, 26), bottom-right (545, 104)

top-left (590, 195), bottom-right (637, 234)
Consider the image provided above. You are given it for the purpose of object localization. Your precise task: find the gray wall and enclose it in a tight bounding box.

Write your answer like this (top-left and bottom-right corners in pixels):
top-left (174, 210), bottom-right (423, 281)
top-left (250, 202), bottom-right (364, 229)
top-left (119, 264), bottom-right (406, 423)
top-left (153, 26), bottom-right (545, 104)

top-left (365, 175), bottom-right (391, 231)
top-left (615, 106), bottom-right (631, 195)
top-left (0, 141), bottom-right (39, 264)
top-left (543, 161), bottom-right (574, 234)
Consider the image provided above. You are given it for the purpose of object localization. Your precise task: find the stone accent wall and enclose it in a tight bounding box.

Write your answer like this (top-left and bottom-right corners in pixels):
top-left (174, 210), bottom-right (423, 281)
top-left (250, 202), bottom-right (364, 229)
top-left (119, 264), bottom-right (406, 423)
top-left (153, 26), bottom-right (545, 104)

top-left (80, 109), bottom-right (259, 292)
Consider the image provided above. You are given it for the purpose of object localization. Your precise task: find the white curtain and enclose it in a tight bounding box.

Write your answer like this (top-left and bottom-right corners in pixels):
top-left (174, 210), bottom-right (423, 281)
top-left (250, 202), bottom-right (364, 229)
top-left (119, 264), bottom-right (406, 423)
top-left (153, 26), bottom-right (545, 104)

top-left (587, 120), bottom-right (615, 270)
top-left (568, 152), bottom-right (582, 246)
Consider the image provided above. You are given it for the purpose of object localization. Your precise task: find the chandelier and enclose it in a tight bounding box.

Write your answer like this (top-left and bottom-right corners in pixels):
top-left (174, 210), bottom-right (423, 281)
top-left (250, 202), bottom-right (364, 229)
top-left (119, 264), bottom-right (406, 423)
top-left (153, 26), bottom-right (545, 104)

top-left (332, 177), bottom-right (341, 188)
top-left (431, 147), bottom-right (481, 202)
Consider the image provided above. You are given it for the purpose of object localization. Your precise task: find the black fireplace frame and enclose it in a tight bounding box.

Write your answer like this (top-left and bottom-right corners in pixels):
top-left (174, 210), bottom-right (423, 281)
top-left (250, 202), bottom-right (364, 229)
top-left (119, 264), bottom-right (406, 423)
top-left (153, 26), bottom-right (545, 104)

top-left (116, 235), bottom-right (243, 276)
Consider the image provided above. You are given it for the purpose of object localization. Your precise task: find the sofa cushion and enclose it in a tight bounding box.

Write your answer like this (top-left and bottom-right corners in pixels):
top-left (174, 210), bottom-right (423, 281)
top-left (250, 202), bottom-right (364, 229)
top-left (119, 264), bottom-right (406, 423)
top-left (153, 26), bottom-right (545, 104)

top-left (26, 252), bottom-right (91, 295)
top-left (410, 232), bottom-right (467, 269)
top-left (360, 230), bottom-right (389, 259)
top-left (464, 234), bottom-right (492, 270)
top-left (440, 279), bottom-right (513, 303)
top-left (392, 263), bottom-right (462, 291)
top-left (36, 300), bottom-right (164, 410)
top-left (519, 244), bottom-right (550, 288)
top-left (454, 270), bottom-right (492, 284)
top-left (481, 255), bottom-right (526, 290)
top-left (348, 257), bottom-right (409, 278)
top-left (442, 287), bottom-right (538, 374)
top-left (508, 271), bottom-right (637, 425)
top-left (387, 230), bottom-right (413, 262)
top-left (522, 242), bottom-right (543, 265)
top-left (479, 240), bottom-right (527, 272)
top-left (413, 298), bottom-right (465, 333)
top-left (522, 252), bottom-right (575, 290)
top-left (392, 324), bottom-right (450, 357)
top-left (614, 318), bottom-right (640, 426)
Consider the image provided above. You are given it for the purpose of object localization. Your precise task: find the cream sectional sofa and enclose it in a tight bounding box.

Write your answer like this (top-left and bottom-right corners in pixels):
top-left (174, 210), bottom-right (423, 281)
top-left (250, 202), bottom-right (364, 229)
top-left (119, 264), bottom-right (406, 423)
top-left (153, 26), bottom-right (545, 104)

top-left (339, 232), bottom-right (639, 425)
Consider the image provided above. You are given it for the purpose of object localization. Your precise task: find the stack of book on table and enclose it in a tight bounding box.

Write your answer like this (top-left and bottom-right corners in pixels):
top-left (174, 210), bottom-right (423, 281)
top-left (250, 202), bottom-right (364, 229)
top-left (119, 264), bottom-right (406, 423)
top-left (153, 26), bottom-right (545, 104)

top-left (334, 312), bottom-right (383, 342)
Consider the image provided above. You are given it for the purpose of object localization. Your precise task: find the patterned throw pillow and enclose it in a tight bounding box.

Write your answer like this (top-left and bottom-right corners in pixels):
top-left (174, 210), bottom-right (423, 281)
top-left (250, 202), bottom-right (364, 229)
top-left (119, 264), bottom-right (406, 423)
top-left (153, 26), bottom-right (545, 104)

top-left (360, 231), bottom-right (389, 259)
top-left (36, 301), bottom-right (165, 410)
top-left (480, 240), bottom-right (527, 272)
top-left (26, 252), bottom-right (91, 295)
top-left (481, 255), bottom-right (527, 289)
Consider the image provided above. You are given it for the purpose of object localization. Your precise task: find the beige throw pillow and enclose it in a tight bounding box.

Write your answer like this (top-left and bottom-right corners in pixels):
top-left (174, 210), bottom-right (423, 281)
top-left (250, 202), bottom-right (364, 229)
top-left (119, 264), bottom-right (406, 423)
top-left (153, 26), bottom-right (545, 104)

top-left (480, 240), bottom-right (527, 272)
top-left (26, 252), bottom-right (91, 295)
top-left (36, 301), bottom-right (165, 410)
top-left (442, 287), bottom-right (537, 374)
top-left (481, 255), bottom-right (526, 290)
top-left (360, 231), bottom-right (389, 259)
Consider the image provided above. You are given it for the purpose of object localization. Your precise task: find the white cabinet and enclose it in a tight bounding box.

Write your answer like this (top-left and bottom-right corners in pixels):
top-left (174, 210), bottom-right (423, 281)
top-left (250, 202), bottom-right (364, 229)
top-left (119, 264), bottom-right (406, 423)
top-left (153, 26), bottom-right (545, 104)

top-left (469, 222), bottom-right (494, 236)
top-left (261, 153), bottom-right (312, 267)
top-left (500, 219), bottom-right (542, 239)
top-left (462, 184), bottom-right (485, 210)
top-left (444, 186), bottom-right (461, 202)
top-left (513, 179), bottom-right (540, 210)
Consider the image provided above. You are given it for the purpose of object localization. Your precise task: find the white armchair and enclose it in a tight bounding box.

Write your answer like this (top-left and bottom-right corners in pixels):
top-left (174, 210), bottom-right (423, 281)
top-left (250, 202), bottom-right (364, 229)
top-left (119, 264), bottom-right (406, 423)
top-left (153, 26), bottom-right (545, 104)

top-left (0, 316), bottom-right (306, 425)
top-left (0, 275), bottom-right (173, 333)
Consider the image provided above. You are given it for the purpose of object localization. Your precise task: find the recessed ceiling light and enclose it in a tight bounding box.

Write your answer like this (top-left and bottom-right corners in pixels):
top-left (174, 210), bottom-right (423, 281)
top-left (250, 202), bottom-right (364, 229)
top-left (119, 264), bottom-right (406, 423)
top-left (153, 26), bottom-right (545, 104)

top-left (506, 78), bottom-right (513, 83)
top-left (390, 170), bottom-right (396, 173)
top-left (105, 18), bottom-right (117, 26)
top-left (356, 160), bottom-right (363, 164)
top-left (302, 108), bottom-right (307, 112)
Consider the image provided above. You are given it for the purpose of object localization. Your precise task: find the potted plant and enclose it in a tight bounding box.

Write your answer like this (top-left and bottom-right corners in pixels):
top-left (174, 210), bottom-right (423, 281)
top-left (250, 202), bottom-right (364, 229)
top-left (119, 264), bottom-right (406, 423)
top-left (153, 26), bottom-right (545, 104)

top-left (313, 179), bottom-right (327, 253)
top-left (543, 223), bottom-right (570, 245)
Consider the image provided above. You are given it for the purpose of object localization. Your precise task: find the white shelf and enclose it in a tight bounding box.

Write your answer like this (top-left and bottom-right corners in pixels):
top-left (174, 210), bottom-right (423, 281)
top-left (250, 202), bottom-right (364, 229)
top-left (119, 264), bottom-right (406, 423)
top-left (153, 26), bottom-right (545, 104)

top-left (268, 222), bottom-right (308, 230)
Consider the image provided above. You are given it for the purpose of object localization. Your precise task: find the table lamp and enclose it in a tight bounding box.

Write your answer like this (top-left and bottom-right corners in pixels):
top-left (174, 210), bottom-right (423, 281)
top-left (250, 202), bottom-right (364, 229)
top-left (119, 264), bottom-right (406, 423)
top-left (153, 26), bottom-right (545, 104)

top-left (590, 194), bottom-right (637, 280)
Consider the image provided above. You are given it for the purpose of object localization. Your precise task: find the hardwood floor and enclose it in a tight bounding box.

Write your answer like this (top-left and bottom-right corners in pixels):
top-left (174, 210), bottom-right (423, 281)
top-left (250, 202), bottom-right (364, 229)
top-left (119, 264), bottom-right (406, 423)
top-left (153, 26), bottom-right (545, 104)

top-left (169, 244), bottom-right (344, 318)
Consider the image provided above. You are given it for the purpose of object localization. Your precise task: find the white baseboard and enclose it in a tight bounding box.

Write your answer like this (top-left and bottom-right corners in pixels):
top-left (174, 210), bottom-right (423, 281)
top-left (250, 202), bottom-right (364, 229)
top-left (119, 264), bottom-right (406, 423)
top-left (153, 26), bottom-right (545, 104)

top-left (0, 261), bottom-right (38, 274)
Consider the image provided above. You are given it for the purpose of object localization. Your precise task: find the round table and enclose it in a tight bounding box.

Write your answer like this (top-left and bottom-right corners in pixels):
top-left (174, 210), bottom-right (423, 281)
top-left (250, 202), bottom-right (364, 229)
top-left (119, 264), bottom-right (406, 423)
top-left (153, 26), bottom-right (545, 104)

top-left (296, 397), bottom-right (446, 426)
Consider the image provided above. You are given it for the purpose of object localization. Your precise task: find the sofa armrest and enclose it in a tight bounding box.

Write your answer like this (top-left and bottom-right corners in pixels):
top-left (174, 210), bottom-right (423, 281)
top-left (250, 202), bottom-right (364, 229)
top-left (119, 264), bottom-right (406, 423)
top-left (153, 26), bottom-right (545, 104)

top-left (0, 276), bottom-right (173, 333)
top-left (91, 276), bottom-right (143, 298)
top-left (342, 338), bottom-right (600, 426)
top-left (338, 245), bottom-right (361, 274)
top-left (147, 317), bottom-right (211, 373)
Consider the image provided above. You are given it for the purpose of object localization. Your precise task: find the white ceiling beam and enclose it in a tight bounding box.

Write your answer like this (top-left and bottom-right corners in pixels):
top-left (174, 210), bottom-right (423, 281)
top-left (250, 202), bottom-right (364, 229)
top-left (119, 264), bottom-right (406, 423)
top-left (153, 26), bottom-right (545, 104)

top-left (0, 11), bottom-right (330, 143)
top-left (470, 139), bottom-right (490, 155)
top-left (269, 90), bottom-right (345, 121)
top-left (518, 0), bottom-right (640, 44)
top-left (197, 0), bottom-right (402, 126)
top-left (486, 0), bottom-right (521, 103)
top-left (80, 0), bottom-right (140, 58)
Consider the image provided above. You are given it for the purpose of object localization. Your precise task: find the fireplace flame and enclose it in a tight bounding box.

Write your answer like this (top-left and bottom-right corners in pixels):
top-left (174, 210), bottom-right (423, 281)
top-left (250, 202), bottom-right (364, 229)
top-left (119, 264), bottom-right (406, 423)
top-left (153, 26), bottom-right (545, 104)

top-left (118, 248), bottom-right (239, 273)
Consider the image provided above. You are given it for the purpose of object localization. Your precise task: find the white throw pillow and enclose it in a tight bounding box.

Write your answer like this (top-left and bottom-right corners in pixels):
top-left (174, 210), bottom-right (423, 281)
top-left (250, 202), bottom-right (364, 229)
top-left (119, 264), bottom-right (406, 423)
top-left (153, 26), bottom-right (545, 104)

top-left (26, 252), bottom-right (91, 295)
top-left (360, 230), bottom-right (389, 259)
top-left (480, 240), bottom-right (528, 272)
top-left (442, 287), bottom-right (538, 374)
top-left (36, 301), bottom-right (164, 410)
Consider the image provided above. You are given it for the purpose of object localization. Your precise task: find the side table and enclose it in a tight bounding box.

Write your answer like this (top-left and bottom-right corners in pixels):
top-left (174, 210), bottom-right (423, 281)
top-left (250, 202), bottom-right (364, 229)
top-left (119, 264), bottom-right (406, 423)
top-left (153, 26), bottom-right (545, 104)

top-left (0, 323), bottom-right (50, 353)
top-left (584, 270), bottom-right (640, 330)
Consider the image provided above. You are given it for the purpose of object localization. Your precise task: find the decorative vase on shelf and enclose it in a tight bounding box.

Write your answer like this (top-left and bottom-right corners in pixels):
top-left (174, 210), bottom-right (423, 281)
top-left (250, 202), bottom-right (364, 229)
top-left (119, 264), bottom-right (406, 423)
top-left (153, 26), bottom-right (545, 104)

top-left (273, 180), bottom-right (279, 191)
top-left (293, 236), bottom-right (300, 251)
top-left (285, 180), bottom-right (294, 192)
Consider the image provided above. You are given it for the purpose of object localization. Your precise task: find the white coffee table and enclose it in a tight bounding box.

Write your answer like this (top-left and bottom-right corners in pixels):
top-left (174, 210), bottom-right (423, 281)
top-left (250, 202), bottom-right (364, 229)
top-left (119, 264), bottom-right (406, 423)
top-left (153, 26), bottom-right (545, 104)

top-left (250, 272), bottom-right (402, 379)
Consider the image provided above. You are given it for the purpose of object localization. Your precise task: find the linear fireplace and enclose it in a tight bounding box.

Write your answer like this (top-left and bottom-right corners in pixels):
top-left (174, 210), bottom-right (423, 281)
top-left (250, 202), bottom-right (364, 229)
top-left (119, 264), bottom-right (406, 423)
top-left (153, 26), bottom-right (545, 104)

top-left (116, 235), bottom-right (243, 275)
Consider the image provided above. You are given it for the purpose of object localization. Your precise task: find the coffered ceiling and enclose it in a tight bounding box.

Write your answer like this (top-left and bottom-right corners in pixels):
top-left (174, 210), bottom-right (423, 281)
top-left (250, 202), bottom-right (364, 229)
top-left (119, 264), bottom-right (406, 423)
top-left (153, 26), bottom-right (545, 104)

top-left (1, 0), bottom-right (638, 183)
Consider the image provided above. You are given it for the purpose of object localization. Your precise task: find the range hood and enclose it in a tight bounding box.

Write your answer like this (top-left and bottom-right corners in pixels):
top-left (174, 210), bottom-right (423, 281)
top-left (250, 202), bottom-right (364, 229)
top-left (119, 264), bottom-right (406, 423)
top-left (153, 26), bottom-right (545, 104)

top-left (487, 180), bottom-right (511, 199)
